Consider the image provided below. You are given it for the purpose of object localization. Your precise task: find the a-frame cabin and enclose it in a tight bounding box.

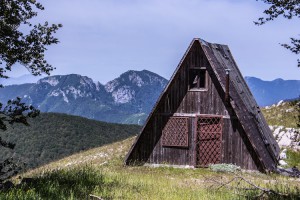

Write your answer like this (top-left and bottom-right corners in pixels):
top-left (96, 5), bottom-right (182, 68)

top-left (125, 38), bottom-right (280, 172)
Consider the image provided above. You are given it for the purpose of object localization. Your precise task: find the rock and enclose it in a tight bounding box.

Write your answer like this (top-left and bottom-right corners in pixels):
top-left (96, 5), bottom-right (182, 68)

top-left (277, 167), bottom-right (300, 178)
top-left (272, 125), bottom-right (300, 150)
top-left (89, 194), bottom-right (104, 200)
top-left (278, 134), bottom-right (292, 146)
top-left (273, 127), bottom-right (283, 136)
top-left (277, 100), bottom-right (284, 106)
top-left (279, 160), bottom-right (287, 166)
top-left (279, 149), bottom-right (287, 159)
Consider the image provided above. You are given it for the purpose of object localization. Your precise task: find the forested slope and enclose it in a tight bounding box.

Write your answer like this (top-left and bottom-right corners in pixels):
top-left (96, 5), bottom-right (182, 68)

top-left (0, 113), bottom-right (141, 169)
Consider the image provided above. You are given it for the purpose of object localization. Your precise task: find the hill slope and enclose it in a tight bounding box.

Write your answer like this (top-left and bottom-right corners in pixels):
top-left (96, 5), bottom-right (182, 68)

top-left (0, 113), bottom-right (140, 169)
top-left (0, 103), bottom-right (299, 199)
top-left (10, 137), bottom-right (299, 200)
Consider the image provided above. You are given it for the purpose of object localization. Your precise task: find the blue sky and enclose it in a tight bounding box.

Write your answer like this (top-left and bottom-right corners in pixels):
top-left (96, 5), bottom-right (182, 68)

top-left (11, 0), bottom-right (300, 83)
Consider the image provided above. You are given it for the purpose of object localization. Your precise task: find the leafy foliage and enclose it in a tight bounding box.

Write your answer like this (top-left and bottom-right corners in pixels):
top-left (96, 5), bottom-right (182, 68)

top-left (0, 97), bottom-right (40, 182)
top-left (0, 158), bottom-right (24, 183)
top-left (256, 0), bottom-right (300, 67)
top-left (0, 0), bottom-right (61, 182)
top-left (0, 0), bottom-right (62, 79)
top-left (0, 97), bottom-right (40, 131)
top-left (0, 71), bottom-right (166, 124)
top-left (256, 0), bottom-right (300, 24)
top-left (257, 0), bottom-right (300, 139)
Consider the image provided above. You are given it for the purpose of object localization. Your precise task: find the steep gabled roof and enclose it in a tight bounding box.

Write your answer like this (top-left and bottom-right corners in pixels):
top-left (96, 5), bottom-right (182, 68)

top-left (199, 39), bottom-right (279, 170)
top-left (125, 38), bottom-right (279, 171)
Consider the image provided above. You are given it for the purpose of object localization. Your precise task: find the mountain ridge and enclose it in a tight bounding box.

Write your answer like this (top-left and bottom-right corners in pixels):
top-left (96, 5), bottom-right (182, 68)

top-left (244, 76), bottom-right (300, 106)
top-left (0, 71), bottom-right (299, 124)
top-left (0, 70), bottom-right (168, 124)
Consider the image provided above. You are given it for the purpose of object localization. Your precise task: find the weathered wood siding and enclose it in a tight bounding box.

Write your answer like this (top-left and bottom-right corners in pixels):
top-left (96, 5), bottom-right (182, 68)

top-left (126, 41), bottom-right (260, 170)
top-left (222, 118), bottom-right (258, 170)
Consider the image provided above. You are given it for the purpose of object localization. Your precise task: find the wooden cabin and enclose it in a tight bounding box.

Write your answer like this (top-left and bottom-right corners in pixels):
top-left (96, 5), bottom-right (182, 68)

top-left (125, 38), bottom-right (279, 172)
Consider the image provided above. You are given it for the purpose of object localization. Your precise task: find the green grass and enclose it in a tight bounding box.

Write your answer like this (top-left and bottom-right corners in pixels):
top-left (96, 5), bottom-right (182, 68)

top-left (1, 137), bottom-right (299, 200)
top-left (1, 166), bottom-right (231, 200)
top-left (2, 161), bottom-right (300, 199)
top-left (286, 149), bottom-right (300, 168)
top-left (3, 167), bottom-right (104, 200)
top-left (262, 102), bottom-right (299, 128)
top-left (1, 102), bottom-right (300, 199)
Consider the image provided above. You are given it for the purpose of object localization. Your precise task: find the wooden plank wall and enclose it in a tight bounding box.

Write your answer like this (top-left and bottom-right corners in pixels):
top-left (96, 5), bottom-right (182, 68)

top-left (127, 40), bottom-right (261, 170)
top-left (222, 118), bottom-right (258, 170)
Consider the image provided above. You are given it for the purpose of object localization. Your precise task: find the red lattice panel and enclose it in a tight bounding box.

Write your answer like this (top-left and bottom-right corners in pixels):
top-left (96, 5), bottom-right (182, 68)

top-left (161, 117), bottom-right (189, 147)
top-left (196, 116), bottom-right (223, 167)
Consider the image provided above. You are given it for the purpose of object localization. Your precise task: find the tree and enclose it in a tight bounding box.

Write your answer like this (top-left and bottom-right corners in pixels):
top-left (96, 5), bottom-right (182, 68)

top-left (254, 0), bottom-right (300, 67)
top-left (255, 0), bottom-right (300, 67)
top-left (0, 0), bottom-right (61, 183)
top-left (256, 0), bottom-right (300, 130)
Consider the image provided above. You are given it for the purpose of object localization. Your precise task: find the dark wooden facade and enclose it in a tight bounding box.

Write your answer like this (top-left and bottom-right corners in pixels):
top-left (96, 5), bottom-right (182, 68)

top-left (125, 39), bottom-right (280, 172)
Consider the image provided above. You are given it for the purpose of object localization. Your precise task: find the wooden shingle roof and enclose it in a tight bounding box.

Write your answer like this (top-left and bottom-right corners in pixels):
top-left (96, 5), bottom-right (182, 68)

top-left (199, 39), bottom-right (279, 170)
top-left (125, 38), bottom-right (279, 171)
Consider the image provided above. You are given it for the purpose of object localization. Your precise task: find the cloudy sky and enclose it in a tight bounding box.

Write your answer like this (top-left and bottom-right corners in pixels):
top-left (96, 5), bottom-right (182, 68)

top-left (11, 0), bottom-right (300, 83)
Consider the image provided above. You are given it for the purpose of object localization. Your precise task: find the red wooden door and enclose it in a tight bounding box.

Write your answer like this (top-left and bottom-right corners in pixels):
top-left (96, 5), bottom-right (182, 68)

top-left (195, 116), bottom-right (223, 167)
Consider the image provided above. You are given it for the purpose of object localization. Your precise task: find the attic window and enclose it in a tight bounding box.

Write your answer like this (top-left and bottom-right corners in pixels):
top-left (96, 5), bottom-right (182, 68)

top-left (189, 69), bottom-right (206, 90)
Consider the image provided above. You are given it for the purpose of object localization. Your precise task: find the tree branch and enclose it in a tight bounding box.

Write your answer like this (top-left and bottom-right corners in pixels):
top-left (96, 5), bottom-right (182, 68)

top-left (204, 172), bottom-right (294, 199)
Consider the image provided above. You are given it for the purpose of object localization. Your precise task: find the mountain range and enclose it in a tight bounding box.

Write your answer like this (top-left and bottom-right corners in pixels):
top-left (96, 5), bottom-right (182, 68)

top-left (0, 74), bottom-right (44, 86)
top-left (0, 70), bottom-right (167, 125)
top-left (245, 77), bottom-right (300, 106)
top-left (0, 70), bottom-right (299, 124)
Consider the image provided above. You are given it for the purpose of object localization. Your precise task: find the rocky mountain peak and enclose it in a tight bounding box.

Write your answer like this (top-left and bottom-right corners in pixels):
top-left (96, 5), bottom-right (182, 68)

top-left (104, 70), bottom-right (167, 104)
top-left (34, 74), bottom-right (107, 104)
top-left (38, 76), bottom-right (61, 86)
top-left (1, 71), bottom-right (300, 125)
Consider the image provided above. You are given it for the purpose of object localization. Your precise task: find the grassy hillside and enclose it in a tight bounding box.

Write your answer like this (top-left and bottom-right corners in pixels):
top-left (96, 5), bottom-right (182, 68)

top-left (0, 102), bottom-right (299, 199)
top-left (262, 101), bottom-right (299, 128)
top-left (0, 113), bottom-right (141, 170)
top-left (0, 138), bottom-right (298, 199)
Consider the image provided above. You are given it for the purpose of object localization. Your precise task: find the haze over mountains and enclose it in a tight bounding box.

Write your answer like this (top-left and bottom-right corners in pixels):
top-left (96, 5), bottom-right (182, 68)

top-left (0, 70), bottom-right (299, 124)
top-left (245, 77), bottom-right (300, 106)
top-left (0, 74), bottom-right (45, 86)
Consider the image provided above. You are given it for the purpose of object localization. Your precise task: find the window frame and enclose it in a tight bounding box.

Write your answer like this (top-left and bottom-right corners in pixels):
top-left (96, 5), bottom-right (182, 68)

top-left (188, 67), bottom-right (208, 91)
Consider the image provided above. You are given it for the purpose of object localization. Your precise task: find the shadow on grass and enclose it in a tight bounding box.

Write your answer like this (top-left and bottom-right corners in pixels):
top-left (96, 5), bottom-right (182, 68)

top-left (0, 166), bottom-right (143, 200)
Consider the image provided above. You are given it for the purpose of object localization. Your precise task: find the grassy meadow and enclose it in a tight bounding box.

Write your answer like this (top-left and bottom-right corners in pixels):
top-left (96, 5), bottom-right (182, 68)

top-left (0, 137), bottom-right (299, 200)
top-left (261, 101), bottom-right (299, 128)
top-left (0, 101), bottom-right (299, 199)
